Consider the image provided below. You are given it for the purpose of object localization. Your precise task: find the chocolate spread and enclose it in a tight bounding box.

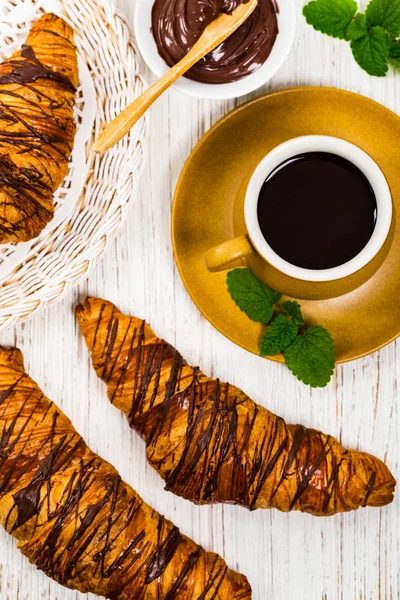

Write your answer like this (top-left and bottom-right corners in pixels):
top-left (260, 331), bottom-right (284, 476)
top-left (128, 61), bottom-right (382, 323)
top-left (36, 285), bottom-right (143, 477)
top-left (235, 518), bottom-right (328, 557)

top-left (151, 0), bottom-right (279, 84)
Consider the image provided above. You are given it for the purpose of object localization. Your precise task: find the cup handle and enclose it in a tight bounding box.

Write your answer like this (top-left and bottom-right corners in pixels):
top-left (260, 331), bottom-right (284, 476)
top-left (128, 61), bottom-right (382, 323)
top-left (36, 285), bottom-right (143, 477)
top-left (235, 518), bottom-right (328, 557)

top-left (204, 234), bottom-right (254, 272)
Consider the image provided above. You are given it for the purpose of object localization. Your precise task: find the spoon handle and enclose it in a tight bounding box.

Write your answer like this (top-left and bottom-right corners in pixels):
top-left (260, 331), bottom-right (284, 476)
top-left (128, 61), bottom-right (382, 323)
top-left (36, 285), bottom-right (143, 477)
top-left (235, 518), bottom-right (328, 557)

top-left (92, 62), bottom-right (191, 154)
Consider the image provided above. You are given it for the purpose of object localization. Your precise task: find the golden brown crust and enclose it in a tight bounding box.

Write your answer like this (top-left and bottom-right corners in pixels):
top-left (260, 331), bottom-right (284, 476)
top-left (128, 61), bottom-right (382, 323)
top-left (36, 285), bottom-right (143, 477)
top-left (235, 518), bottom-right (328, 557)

top-left (76, 297), bottom-right (396, 517)
top-left (0, 346), bottom-right (250, 599)
top-left (0, 14), bottom-right (77, 244)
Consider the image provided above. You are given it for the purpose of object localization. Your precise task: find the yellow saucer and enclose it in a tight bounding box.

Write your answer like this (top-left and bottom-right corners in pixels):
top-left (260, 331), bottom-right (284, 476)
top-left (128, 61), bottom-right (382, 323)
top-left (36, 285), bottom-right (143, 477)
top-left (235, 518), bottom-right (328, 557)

top-left (172, 87), bottom-right (400, 363)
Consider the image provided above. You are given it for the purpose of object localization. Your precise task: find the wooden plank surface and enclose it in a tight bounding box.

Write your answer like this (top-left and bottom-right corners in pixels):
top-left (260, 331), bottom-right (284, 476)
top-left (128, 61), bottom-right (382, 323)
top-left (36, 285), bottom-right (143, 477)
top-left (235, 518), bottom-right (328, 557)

top-left (0, 0), bottom-right (399, 598)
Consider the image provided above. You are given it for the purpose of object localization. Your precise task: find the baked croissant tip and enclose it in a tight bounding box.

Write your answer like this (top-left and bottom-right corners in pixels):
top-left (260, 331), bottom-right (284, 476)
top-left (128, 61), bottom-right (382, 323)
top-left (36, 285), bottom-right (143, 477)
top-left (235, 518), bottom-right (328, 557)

top-left (76, 296), bottom-right (102, 320)
top-left (32, 13), bottom-right (70, 26)
top-left (0, 346), bottom-right (25, 371)
top-left (75, 297), bottom-right (119, 325)
top-left (365, 476), bottom-right (396, 508)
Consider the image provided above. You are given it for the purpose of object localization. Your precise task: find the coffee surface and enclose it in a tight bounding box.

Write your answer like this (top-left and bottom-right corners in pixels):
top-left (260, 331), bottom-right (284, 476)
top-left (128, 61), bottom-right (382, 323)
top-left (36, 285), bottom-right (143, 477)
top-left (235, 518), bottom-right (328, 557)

top-left (151, 0), bottom-right (278, 84)
top-left (257, 152), bottom-right (377, 270)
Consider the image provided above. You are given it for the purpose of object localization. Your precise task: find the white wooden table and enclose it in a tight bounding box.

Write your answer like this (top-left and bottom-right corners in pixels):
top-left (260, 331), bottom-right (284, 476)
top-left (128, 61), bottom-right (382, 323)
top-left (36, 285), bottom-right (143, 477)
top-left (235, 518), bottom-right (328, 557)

top-left (0, 1), bottom-right (399, 598)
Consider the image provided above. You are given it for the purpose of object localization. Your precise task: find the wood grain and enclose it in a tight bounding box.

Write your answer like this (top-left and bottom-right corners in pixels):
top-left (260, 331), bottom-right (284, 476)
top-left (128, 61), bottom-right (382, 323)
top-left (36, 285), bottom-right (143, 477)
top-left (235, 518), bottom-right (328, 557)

top-left (0, 0), bottom-right (399, 598)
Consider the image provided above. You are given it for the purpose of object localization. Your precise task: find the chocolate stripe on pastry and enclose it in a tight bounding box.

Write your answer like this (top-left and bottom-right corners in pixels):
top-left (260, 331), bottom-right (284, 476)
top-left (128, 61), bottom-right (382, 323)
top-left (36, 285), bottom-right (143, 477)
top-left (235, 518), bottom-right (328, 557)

top-left (76, 297), bottom-right (396, 517)
top-left (0, 13), bottom-right (77, 244)
top-left (0, 346), bottom-right (250, 599)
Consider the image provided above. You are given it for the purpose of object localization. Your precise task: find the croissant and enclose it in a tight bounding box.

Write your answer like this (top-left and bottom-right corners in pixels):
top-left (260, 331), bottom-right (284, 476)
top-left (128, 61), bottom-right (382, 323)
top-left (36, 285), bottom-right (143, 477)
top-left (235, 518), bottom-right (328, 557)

top-left (76, 297), bottom-right (396, 517)
top-left (0, 14), bottom-right (78, 244)
top-left (0, 346), bottom-right (250, 599)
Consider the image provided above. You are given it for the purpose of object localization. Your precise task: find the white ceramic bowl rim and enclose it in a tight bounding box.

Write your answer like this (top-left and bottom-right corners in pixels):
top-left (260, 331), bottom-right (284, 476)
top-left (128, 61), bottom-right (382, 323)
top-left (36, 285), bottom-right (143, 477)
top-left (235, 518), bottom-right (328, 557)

top-left (134, 0), bottom-right (296, 100)
top-left (244, 135), bottom-right (393, 283)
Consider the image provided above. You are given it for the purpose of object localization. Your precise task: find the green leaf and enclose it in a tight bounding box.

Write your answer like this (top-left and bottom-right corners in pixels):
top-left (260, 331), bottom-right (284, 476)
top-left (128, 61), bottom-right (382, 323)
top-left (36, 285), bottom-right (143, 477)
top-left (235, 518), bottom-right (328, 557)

top-left (303, 0), bottom-right (358, 40)
top-left (227, 269), bottom-right (280, 323)
top-left (366, 0), bottom-right (400, 36)
top-left (260, 315), bottom-right (298, 356)
top-left (350, 26), bottom-right (389, 76)
top-left (268, 288), bottom-right (283, 304)
top-left (389, 39), bottom-right (400, 69)
top-left (280, 300), bottom-right (305, 327)
top-left (284, 326), bottom-right (335, 388)
top-left (346, 13), bottom-right (368, 41)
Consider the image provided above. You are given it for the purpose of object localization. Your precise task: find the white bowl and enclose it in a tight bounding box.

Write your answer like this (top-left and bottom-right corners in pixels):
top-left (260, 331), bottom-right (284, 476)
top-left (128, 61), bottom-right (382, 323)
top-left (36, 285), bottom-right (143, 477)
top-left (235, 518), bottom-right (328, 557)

top-left (134, 0), bottom-right (296, 100)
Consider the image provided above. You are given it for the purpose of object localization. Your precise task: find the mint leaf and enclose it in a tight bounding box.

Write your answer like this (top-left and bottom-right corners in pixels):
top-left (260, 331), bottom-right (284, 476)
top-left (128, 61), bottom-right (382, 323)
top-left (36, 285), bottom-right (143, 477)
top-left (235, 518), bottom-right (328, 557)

top-left (280, 300), bottom-right (305, 327)
top-left (351, 26), bottom-right (389, 76)
top-left (227, 269), bottom-right (279, 323)
top-left (346, 13), bottom-right (368, 40)
top-left (303, 0), bottom-right (358, 40)
top-left (268, 288), bottom-right (283, 304)
top-left (366, 0), bottom-right (400, 36)
top-left (260, 315), bottom-right (298, 356)
top-left (284, 326), bottom-right (335, 388)
top-left (389, 39), bottom-right (400, 69)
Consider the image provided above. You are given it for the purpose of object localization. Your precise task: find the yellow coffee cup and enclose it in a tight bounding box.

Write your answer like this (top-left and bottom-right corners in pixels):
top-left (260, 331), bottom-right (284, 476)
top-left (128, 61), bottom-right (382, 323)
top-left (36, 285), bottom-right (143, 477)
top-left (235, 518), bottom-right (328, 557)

top-left (204, 136), bottom-right (393, 300)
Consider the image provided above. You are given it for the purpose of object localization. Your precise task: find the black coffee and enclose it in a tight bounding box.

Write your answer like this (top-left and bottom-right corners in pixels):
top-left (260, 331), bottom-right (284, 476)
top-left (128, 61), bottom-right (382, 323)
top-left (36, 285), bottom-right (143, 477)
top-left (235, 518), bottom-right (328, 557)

top-left (257, 152), bottom-right (377, 270)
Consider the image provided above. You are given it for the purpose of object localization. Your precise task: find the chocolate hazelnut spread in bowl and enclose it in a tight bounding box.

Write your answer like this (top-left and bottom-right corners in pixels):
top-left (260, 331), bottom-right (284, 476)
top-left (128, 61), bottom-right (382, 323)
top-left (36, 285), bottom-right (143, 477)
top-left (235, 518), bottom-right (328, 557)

top-left (135, 0), bottom-right (296, 99)
top-left (152, 0), bottom-right (279, 84)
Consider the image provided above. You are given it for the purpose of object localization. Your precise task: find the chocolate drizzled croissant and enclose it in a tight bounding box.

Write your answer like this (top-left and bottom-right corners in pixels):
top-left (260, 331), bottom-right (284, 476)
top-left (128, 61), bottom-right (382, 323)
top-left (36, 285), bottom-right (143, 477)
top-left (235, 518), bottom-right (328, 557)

top-left (0, 347), bottom-right (250, 599)
top-left (76, 297), bottom-right (396, 517)
top-left (0, 14), bottom-right (78, 244)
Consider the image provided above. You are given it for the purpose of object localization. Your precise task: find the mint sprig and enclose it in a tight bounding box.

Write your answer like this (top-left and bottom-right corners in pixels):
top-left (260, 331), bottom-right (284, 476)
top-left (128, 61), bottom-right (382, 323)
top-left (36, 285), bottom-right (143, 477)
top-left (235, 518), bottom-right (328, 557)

top-left (303, 0), bottom-right (400, 77)
top-left (226, 268), bottom-right (336, 388)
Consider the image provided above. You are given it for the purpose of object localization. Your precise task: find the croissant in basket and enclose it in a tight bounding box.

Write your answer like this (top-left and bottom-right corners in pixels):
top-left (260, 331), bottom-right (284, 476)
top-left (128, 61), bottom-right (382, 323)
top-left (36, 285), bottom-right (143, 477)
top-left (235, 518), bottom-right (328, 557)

top-left (0, 346), bottom-right (250, 599)
top-left (0, 13), bottom-right (78, 244)
top-left (76, 297), bottom-right (396, 517)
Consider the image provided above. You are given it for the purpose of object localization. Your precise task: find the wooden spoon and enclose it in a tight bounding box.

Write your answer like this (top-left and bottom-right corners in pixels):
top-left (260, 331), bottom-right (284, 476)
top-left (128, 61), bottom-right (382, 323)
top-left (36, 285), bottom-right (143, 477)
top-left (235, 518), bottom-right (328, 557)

top-left (92, 0), bottom-right (258, 154)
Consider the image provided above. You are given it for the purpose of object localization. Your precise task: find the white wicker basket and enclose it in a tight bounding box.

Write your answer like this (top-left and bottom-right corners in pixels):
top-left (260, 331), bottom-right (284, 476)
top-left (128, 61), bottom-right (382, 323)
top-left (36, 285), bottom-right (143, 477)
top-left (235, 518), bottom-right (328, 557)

top-left (0, 0), bottom-right (147, 328)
